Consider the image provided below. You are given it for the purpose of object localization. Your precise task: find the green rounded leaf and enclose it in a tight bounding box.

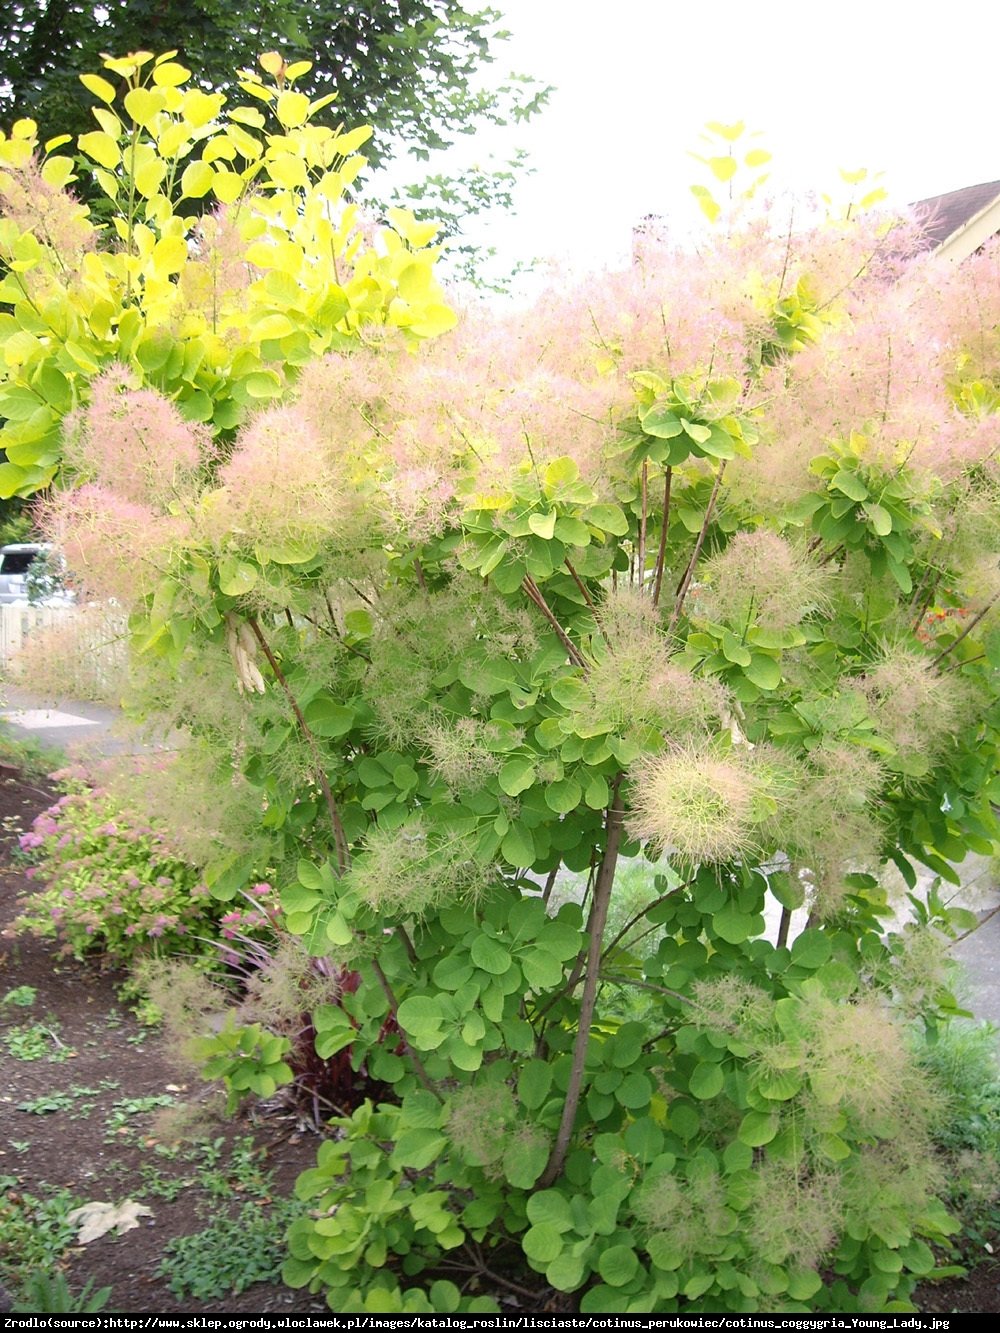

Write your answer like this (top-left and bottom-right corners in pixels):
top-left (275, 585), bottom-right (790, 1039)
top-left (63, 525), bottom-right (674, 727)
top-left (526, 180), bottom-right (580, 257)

top-left (613, 1072), bottom-right (650, 1110)
top-left (544, 777), bottom-right (582, 814)
top-left (470, 934), bottom-right (513, 975)
top-left (713, 906), bottom-right (758, 944)
top-left (528, 510), bottom-right (557, 539)
top-left (390, 1129), bottom-right (447, 1170)
top-left (526, 1190), bottom-right (573, 1231)
top-left (744, 653), bottom-right (781, 690)
top-left (504, 1135), bottom-right (548, 1188)
top-left (689, 1061), bottom-right (725, 1100)
top-left (546, 1252), bottom-right (587, 1292)
top-left (499, 758), bottom-right (536, 797)
top-left (397, 995), bottom-right (444, 1037)
top-left (585, 503), bottom-right (629, 536)
top-left (305, 697), bottom-right (355, 738)
top-left (518, 1059), bottom-right (554, 1110)
top-left (830, 469), bottom-right (868, 501)
top-left (668, 1100), bottom-right (700, 1140)
top-left (597, 1244), bottom-right (639, 1287)
top-left (864, 501), bottom-right (892, 535)
top-left (623, 1116), bottom-right (665, 1163)
top-left (218, 557), bottom-right (258, 597)
top-left (790, 928), bottom-right (832, 970)
top-left (641, 406), bottom-right (684, 439)
top-left (501, 822), bottom-right (535, 867)
top-left (523, 1224), bottom-right (563, 1264)
top-left (738, 1109), bottom-right (780, 1146)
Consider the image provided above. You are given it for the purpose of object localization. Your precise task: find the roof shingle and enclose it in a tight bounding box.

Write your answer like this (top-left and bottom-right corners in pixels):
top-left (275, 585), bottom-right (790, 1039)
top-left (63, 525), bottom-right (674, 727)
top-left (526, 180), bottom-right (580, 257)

top-left (912, 179), bottom-right (1000, 249)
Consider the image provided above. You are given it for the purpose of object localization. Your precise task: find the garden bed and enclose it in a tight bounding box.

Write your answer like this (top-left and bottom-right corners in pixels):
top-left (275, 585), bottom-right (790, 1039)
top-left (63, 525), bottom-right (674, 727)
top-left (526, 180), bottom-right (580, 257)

top-left (1, 764), bottom-right (998, 1315)
top-left (0, 767), bottom-right (327, 1315)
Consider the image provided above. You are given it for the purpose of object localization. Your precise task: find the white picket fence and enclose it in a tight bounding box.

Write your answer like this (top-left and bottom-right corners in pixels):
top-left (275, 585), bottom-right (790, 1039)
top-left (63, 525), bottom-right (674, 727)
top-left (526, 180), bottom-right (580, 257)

top-left (0, 602), bottom-right (128, 700)
top-left (0, 603), bottom-right (75, 664)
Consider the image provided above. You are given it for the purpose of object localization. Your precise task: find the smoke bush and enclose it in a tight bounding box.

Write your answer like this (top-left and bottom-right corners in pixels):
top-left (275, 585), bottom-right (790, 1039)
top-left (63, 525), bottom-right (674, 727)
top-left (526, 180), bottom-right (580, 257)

top-left (3, 68), bottom-right (998, 1315)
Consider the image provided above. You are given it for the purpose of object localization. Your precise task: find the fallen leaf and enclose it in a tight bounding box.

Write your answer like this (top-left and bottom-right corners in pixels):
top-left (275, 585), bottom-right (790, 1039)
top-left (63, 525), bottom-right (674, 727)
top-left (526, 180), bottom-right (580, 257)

top-left (66, 1199), bottom-right (153, 1243)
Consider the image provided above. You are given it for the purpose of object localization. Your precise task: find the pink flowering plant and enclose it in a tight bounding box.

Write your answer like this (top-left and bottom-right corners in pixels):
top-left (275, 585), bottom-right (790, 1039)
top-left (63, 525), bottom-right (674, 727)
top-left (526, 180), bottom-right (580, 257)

top-left (14, 769), bottom-right (277, 966)
top-left (3, 68), bottom-right (1000, 1316)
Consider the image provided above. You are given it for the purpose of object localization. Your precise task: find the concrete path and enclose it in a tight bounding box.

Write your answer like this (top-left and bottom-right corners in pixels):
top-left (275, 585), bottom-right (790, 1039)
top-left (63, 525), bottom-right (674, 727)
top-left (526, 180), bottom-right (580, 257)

top-left (2, 685), bottom-right (999, 1030)
top-left (0, 684), bottom-right (139, 758)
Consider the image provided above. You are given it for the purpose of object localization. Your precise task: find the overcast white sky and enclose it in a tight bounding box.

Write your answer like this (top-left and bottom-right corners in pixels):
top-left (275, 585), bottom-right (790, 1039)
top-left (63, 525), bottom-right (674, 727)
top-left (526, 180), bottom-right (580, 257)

top-left (412, 0), bottom-right (1000, 280)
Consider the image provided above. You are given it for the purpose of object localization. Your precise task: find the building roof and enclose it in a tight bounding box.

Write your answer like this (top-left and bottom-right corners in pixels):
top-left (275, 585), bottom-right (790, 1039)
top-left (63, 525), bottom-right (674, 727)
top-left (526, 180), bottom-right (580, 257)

top-left (912, 179), bottom-right (1000, 259)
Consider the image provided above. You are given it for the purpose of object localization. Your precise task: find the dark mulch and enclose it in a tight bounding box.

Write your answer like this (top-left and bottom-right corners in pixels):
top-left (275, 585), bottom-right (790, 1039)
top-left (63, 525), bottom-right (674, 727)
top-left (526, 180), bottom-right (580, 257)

top-left (1, 765), bottom-right (998, 1315)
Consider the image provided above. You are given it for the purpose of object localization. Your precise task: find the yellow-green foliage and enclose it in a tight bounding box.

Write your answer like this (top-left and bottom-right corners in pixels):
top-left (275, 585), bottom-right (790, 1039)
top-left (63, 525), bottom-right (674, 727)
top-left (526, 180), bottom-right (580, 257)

top-left (0, 49), bottom-right (455, 497)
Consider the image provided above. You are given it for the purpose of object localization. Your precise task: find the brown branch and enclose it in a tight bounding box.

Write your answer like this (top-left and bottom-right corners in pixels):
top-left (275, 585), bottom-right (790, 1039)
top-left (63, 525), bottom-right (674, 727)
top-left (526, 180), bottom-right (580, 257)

top-left (540, 779), bottom-right (625, 1186)
top-left (602, 975), bottom-right (693, 1006)
top-left (668, 462), bottom-right (726, 636)
top-left (346, 581), bottom-right (377, 609)
top-left (641, 1022), bottom-right (680, 1054)
top-left (930, 594), bottom-right (999, 668)
top-left (413, 557), bottom-right (427, 591)
top-left (945, 651), bottom-right (986, 673)
top-left (369, 959), bottom-right (441, 1100)
top-left (522, 575), bottom-right (588, 670)
top-left (908, 563), bottom-right (936, 621)
top-left (601, 881), bottom-right (690, 962)
top-left (246, 616), bottom-right (350, 875)
top-left (396, 925), bottom-right (419, 967)
top-left (776, 905), bottom-right (792, 950)
top-left (459, 1244), bottom-right (540, 1301)
top-left (951, 901), bottom-right (1000, 946)
top-left (540, 866), bottom-right (559, 907)
top-left (564, 558), bottom-right (596, 612)
top-left (652, 467), bottom-right (673, 608)
top-left (637, 460), bottom-right (648, 592)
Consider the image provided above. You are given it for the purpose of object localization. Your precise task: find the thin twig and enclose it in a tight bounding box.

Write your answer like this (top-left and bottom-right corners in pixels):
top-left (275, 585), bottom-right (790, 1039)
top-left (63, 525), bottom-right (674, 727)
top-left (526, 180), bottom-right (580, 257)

top-left (540, 866), bottom-right (559, 907)
top-left (641, 1023), bottom-right (679, 1054)
top-left (246, 616), bottom-right (350, 874)
top-left (396, 925), bottom-right (419, 967)
top-left (540, 779), bottom-right (625, 1187)
top-left (930, 594), bottom-right (999, 668)
top-left (668, 463), bottom-right (726, 636)
top-left (564, 558), bottom-right (596, 611)
top-left (522, 576), bottom-right (588, 670)
top-left (776, 905), bottom-right (792, 950)
top-left (945, 652), bottom-right (986, 673)
top-left (610, 976), bottom-right (693, 1005)
top-left (601, 881), bottom-right (689, 962)
top-left (951, 901), bottom-right (1000, 946)
top-left (637, 460), bottom-right (648, 592)
top-left (369, 959), bottom-right (441, 1099)
top-left (460, 1244), bottom-right (540, 1301)
top-left (346, 581), bottom-right (377, 609)
top-left (652, 467), bottom-right (673, 608)
top-left (413, 557), bottom-right (427, 591)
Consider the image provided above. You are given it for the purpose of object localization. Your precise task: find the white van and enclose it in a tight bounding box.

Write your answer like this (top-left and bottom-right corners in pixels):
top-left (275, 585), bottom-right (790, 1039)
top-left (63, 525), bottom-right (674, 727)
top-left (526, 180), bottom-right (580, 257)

top-left (0, 544), bottom-right (73, 606)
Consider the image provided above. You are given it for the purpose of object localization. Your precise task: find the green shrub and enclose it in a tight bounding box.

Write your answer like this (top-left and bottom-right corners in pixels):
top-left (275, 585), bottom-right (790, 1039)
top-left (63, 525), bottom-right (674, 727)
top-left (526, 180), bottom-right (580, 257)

top-left (13, 770), bottom-right (250, 965)
top-left (4, 69), bottom-right (999, 1315)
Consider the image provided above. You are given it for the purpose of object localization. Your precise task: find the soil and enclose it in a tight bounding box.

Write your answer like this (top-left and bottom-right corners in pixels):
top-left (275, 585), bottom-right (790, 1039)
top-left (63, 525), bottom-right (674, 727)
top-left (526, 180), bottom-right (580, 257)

top-left (0, 767), bottom-right (329, 1316)
top-left (1, 765), bottom-right (998, 1316)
